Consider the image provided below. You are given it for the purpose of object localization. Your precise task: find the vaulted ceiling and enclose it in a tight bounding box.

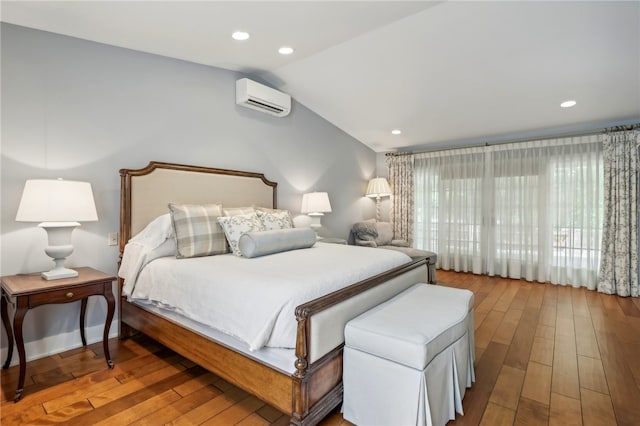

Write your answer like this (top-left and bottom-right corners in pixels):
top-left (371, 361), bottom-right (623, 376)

top-left (2, 1), bottom-right (639, 152)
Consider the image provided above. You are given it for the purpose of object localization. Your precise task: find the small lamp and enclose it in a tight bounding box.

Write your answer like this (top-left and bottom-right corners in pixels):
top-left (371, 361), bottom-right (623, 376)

top-left (16, 179), bottom-right (98, 280)
top-left (300, 192), bottom-right (332, 229)
top-left (365, 177), bottom-right (391, 222)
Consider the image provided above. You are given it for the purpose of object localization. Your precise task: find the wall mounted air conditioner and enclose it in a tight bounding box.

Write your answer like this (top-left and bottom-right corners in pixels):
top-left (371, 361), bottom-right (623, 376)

top-left (235, 78), bottom-right (291, 117)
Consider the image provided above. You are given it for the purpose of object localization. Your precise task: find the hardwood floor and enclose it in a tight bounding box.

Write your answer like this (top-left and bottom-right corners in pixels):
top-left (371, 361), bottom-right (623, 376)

top-left (2, 270), bottom-right (640, 425)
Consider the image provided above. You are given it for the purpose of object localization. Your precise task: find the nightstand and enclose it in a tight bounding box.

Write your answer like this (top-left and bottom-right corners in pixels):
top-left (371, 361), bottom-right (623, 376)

top-left (1, 267), bottom-right (116, 402)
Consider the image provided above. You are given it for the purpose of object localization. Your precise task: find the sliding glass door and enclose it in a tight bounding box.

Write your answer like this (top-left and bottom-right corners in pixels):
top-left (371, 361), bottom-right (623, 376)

top-left (413, 135), bottom-right (603, 287)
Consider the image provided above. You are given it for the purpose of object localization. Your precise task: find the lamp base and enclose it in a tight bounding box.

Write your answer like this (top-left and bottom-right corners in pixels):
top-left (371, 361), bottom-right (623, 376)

top-left (39, 222), bottom-right (80, 281)
top-left (308, 213), bottom-right (323, 229)
top-left (42, 267), bottom-right (78, 280)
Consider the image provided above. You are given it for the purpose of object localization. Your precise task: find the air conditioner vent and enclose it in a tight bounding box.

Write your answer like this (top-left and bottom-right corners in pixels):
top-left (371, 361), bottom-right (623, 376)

top-left (246, 98), bottom-right (285, 114)
top-left (236, 78), bottom-right (291, 117)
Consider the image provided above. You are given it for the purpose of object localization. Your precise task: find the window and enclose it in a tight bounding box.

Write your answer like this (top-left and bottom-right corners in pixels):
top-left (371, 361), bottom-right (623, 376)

top-left (413, 136), bottom-right (603, 287)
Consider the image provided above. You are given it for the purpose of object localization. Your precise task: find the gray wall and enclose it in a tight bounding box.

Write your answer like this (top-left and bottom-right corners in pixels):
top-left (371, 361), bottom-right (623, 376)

top-left (0, 23), bottom-right (378, 362)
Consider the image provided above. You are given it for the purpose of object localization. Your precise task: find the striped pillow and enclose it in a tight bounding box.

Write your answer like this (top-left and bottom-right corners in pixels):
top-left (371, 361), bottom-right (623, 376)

top-left (168, 203), bottom-right (228, 258)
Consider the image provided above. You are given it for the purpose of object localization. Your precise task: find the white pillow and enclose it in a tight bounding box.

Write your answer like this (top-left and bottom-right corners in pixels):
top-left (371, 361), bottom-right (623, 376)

top-left (146, 238), bottom-right (177, 262)
top-left (217, 212), bottom-right (266, 256)
top-left (130, 213), bottom-right (174, 249)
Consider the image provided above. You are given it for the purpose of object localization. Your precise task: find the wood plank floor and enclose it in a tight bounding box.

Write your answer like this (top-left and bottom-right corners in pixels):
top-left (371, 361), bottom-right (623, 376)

top-left (2, 270), bottom-right (640, 425)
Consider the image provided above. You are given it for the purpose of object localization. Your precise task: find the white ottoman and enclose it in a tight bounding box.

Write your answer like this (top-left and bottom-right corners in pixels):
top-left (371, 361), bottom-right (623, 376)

top-left (343, 283), bottom-right (475, 426)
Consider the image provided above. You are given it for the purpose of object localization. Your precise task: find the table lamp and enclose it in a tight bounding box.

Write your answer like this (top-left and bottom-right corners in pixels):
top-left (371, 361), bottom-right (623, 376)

top-left (300, 192), bottom-right (332, 229)
top-left (365, 177), bottom-right (391, 221)
top-left (15, 179), bottom-right (98, 280)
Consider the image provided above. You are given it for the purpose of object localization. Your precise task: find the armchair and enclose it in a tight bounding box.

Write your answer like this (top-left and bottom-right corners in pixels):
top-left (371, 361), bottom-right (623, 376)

top-left (351, 221), bottom-right (437, 284)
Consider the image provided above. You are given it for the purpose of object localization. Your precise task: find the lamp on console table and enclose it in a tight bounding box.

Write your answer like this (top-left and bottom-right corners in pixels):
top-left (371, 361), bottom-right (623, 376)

top-left (15, 179), bottom-right (98, 280)
top-left (300, 192), bottom-right (332, 231)
top-left (365, 177), bottom-right (391, 222)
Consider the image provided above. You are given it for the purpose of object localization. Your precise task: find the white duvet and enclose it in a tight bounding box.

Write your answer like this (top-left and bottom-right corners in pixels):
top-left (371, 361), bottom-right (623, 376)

top-left (123, 243), bottom-right (411, 351)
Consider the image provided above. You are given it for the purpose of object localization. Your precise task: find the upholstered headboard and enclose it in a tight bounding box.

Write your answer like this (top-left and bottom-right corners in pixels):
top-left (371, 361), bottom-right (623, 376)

top-left (119, 161), bottom-right (277, 252)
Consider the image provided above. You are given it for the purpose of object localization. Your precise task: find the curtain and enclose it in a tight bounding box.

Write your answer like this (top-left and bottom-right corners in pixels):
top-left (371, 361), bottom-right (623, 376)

top-left (598, 130), bottom-right (639, 297)
top-left (413, 135), bottom-right (604, 288)
top-left (387, 154), bottom-right (414, 244)
top-left (414, 147), bottom-right (485, 273)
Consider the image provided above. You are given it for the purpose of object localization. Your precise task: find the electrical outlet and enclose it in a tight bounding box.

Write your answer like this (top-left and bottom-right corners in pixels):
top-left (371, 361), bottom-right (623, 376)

top-left (108, 232), bottom-right (118, 246)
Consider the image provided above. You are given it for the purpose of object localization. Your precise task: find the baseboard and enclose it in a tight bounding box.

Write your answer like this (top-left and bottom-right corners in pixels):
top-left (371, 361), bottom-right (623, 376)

top-left (0, 321), bottom-right (119, 368)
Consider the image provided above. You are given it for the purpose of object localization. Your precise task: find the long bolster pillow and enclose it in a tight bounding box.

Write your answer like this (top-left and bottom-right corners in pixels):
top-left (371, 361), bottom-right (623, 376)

top-left (239, 228), bottom-right (317, 258)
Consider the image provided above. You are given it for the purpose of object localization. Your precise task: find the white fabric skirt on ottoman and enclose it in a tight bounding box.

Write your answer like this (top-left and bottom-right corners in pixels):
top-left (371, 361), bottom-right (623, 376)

top-left (343, 283), bottom-right (475, 426)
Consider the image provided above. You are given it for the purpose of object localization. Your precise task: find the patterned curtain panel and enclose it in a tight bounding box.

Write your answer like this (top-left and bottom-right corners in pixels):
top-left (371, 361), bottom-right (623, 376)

top-left (387, 154), bottom-right (414, 244)
top-left (598, 130), bottom-right (640, 297)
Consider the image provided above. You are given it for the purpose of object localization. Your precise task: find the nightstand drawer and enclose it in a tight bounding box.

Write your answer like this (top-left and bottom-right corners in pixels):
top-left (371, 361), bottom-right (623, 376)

top-left (28, 282), bottom-right (105, 307)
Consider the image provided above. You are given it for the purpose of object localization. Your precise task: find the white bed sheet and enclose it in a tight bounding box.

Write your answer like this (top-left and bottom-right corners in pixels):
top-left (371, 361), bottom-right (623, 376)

top-left (130, 300), bottom-right (297, 374)
top-left (127, 243), bottom-right (411, 351)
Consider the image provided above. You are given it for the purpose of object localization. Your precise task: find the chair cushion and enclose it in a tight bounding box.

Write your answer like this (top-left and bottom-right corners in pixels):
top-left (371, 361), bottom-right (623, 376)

top-left (345, 284), bottom-right (473, 370)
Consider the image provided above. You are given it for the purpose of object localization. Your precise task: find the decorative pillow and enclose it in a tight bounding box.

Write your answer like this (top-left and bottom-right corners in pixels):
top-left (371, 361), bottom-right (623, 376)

top-left (217, 212), bottom-right (266, 256)
top-left (352, 221), bottom-right (379, 247)
top-left (168, 203), bottom-right (228, 258)
top-left (374, 222), bottom-right (394, 246)
top-left (223, 206), bottom-right (256, 216)
top-left (256, 208), bottom-right (294, 231)
top-left (238, 228), bottom-right (317, 258)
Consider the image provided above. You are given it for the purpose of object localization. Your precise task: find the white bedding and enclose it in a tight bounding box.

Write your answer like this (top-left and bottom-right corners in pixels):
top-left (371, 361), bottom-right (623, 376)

top-left (124, 243), bottom-right (411, 351)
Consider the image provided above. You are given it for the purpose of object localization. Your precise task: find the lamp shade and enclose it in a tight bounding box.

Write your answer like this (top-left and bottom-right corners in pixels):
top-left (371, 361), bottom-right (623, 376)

top-left (16, 179), bottom-right (98, 222)
top-left (365, 178), bottom-right (391, 198)
top-left (300, 192), bottom-right (332, 215)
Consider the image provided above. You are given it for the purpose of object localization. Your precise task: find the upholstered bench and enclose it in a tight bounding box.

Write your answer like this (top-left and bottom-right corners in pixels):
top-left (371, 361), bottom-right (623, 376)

top-left (343, 283), bottom-right (475, 426)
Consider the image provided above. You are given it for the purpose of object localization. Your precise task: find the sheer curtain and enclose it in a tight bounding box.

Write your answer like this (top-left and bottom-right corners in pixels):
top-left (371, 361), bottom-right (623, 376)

top-left (414, 148), bottom-right (485, 273)
top-left (414, 135), bottom-right (604, 288)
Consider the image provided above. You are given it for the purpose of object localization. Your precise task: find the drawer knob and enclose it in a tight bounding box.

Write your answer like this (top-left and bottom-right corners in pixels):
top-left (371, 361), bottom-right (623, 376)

top-left (66, 292), bottom-right (74, 298)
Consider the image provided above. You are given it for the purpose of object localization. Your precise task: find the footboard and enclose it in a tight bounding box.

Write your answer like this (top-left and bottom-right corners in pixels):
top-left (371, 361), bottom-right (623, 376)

top-left (290, 257), bottom-right (428, 425)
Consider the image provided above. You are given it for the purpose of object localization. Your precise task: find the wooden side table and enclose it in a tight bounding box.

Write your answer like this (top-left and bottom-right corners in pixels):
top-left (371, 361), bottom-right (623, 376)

top-left (1, 267), bottom-right (116, 402)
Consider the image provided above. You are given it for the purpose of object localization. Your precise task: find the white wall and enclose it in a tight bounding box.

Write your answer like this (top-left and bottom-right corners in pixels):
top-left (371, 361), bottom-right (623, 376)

top-left (0, 23), bottom-right (379, 364)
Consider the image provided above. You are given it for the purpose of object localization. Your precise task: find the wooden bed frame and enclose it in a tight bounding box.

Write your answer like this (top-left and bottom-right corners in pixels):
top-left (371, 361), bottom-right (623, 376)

top-left (118, 161), bottom-right (427, 425)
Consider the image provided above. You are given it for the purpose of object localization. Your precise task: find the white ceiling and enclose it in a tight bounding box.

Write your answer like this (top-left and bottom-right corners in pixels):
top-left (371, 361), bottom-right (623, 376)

top-left (2, 1), bottom-right (639, 152)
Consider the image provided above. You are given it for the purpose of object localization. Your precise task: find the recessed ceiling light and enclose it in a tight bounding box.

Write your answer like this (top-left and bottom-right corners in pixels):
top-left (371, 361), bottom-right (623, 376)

top-left (560, 100), bottom-right (577, 108)
top-left (232, 31), bottom-right (250, 41)
top-left (278, 46), bottom-right (294, 55)
top-left (391, 129), bottom-right (402, 135)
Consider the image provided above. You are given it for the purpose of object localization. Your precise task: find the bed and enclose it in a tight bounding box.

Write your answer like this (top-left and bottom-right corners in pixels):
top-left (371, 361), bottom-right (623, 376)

top-left (118, 161), bottom-right (428, 425)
